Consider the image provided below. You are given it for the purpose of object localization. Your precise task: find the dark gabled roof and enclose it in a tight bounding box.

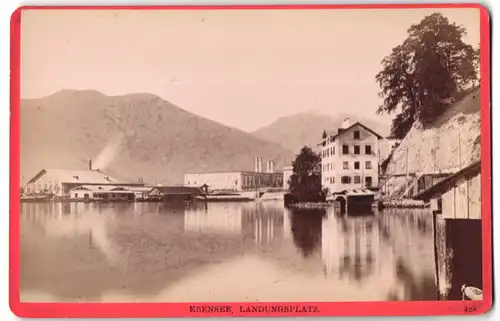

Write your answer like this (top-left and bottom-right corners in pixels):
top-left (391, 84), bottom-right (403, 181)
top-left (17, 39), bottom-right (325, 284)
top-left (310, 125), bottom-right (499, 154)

top-left (149, 186), bottom-right (202, 195)
top-left (412, 161), bottom-right (481, 201)
top-left (329, 122), bottom-right (384, 140)
top-left (319, 122), bottom-right (383, 145)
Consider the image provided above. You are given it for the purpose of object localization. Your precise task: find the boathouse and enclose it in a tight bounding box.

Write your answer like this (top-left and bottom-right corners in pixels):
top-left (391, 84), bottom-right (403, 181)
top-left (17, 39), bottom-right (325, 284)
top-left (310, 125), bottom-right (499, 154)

top-left (413, 161), bottom-right (481, 219)
top-left (413, 161), bottom-right (483, 300)
top-left (69, 185), bottom-right (136, 201)
top-left (148, 186), bottom-right (204, 202)
top-left (330, 189), bottom-right (376, 214)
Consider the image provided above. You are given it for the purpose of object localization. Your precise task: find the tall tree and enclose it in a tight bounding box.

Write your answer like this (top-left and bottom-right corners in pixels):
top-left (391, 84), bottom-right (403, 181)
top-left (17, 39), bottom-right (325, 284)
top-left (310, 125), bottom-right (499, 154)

top-left (376, 13), bottom-right (479, 139)
top-left (288, 146), bottom-right (326, 202)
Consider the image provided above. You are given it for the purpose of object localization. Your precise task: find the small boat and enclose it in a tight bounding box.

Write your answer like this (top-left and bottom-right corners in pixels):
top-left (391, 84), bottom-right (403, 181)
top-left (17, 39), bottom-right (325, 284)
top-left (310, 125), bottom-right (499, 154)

top-left (461, 285), bottom-right (483, 300)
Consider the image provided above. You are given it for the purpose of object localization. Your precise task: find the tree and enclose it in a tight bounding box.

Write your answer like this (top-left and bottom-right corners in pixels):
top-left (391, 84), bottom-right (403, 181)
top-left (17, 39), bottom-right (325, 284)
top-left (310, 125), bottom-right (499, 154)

top-left (376, 13), bottom-right (480, 139)
top-left (288, 146), bottom-right (327, 202)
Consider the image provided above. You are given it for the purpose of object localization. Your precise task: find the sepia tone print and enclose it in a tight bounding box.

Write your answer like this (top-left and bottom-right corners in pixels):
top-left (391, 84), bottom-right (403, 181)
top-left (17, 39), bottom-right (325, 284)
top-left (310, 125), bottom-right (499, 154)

top-left (19, 8), bottom-right (483, 303)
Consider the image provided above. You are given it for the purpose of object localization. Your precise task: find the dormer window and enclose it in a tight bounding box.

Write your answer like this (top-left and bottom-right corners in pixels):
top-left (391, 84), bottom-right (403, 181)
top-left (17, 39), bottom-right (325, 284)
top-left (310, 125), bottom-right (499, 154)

top-left (354, 130), bottom-right (360, 140)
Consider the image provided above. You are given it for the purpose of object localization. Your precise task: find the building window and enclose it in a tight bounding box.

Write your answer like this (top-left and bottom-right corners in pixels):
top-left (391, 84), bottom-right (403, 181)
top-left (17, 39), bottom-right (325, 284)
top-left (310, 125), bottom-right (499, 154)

top-left (365, 161), bottom-right (372, 170)
top-left (365, 145), bottom-right (372, 155)
top-left (354, 176), bottom-right (361, 184)
top-left (331, 146), bottom-right (335, 155)
top-left (365, 176), bottom-right (373, 187)
top-left (343, 161), bottom-right (349, 169)
top-left (74, 193), bottom-right (78, 198)
top-left (331, 177), bottom-right (335, 184)
top-left (354, 130), bottom-right (360, 139)
top-left (354, 145), bottom-right (360, 155)
top-left (341, 176), bottom-right (351, 184)
top-left (354, 161), bottom-right (360, 170)
top-left (342, 145), bottom-right (349, 154)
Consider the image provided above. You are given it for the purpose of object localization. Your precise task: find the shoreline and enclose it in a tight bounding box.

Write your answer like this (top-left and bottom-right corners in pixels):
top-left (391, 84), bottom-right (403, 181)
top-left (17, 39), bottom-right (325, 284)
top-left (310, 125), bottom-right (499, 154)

top-left (20, 198), bottom-right (430, 209)
top-left (285, 202), bottom-right (332, 209)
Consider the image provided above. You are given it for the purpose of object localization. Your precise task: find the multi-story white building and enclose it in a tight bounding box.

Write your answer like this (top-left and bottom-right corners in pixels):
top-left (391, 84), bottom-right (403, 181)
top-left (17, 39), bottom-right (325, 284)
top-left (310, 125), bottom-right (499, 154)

top-left (320, 118), bottom-right (383, 194)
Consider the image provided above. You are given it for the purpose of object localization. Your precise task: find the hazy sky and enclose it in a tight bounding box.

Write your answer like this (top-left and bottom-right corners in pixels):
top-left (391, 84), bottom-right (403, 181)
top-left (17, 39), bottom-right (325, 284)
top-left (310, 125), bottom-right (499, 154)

top-left (20, 8), bottom-right (480, 132)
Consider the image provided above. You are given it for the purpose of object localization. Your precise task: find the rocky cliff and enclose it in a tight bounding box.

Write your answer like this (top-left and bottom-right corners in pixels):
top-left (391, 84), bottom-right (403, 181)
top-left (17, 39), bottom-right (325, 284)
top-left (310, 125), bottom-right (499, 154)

top-left (384, 88), bottom-right (481, 176)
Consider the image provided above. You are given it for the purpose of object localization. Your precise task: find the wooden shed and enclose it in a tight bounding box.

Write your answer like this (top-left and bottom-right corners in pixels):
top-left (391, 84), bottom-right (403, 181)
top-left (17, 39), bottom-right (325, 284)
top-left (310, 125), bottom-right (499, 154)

top-left (147, 186), bottom-right (203, 202)
top-left (412, 161), bottom-right (481, 220)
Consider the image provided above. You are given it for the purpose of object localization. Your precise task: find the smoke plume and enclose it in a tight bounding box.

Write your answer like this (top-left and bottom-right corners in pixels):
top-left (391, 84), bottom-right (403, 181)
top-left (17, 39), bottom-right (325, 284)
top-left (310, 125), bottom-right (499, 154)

top-left (92, 133), bottom-right (126, 171)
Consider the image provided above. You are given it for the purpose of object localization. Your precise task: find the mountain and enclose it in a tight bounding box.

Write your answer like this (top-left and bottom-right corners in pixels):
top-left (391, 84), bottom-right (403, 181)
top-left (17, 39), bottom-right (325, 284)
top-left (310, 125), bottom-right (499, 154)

top-left (252, 112), bottom-right (391, 154)
top-left (20, 90), bottom-right (295, 185)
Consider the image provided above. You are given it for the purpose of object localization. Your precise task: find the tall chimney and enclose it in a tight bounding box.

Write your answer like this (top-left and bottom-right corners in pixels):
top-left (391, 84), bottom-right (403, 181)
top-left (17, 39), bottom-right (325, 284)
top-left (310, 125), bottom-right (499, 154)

top-left (254, 157), bottom-right (259, 172)
top-left (270, 160), bottom-right (275, 173)
top-left (258, 157), bottom-right (263, 173)
top-left (89, 159), bottom-right (92, 171)
top-left (266, 160), bottom-right (271, 173)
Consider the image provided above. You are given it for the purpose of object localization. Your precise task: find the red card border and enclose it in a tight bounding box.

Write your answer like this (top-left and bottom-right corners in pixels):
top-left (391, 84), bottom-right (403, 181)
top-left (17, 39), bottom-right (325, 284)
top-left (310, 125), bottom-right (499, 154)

top-left (9, 3), bottom-right (492, 318)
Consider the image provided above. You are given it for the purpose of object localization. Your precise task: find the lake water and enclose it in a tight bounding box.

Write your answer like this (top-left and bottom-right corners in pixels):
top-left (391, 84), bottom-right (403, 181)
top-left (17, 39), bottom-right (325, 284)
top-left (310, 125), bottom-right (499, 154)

top-left (20, 201), bottom-right (438, 302)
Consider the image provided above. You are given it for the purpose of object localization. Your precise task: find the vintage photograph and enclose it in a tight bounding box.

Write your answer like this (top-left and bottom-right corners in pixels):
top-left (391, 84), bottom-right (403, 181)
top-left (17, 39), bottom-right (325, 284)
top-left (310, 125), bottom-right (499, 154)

top-left (19, 7), bottom-right (483, 303)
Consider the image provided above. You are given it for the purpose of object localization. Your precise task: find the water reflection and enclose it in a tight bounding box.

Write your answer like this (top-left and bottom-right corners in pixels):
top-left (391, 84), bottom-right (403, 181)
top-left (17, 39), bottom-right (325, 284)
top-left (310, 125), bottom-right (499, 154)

top-left (289, 209), bottom-right (324, 257)
top-left (185, 203), bottom-right (242, 235)
top-left (20, 202), bottom-right (437, 302)
top-left (322, 211), bottom-right (380, 282)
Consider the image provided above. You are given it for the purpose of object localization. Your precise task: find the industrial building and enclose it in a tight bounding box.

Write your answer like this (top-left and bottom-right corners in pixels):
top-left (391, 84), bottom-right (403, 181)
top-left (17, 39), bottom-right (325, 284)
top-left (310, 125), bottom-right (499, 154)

top-left (184, 157), bottom-right (284, 192)
top-left (23, 160), bottom-right (145, 197)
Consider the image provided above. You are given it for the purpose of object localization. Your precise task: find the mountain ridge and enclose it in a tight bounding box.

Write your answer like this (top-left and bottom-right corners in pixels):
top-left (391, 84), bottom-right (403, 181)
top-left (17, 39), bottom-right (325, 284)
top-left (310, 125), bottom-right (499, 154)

top-left (252, 112), bottom-right (391, 153)
top-left (20, 90), bottom-right (295, 185)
